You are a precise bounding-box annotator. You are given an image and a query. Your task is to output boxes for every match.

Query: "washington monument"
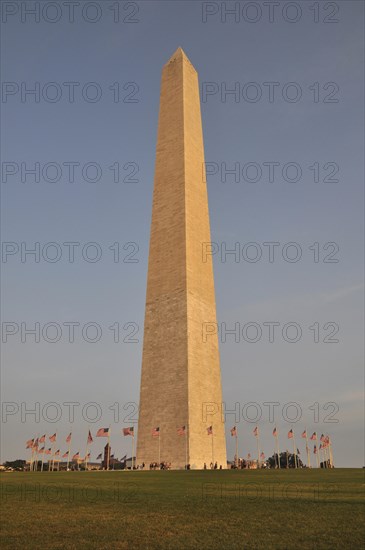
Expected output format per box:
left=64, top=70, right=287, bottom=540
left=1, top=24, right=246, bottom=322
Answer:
left=137, top=48, right=227, bottom=469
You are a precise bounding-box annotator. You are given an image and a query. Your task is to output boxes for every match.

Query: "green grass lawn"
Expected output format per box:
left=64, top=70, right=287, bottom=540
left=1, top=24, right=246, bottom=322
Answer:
left=1, top=469, right=364, bottom=549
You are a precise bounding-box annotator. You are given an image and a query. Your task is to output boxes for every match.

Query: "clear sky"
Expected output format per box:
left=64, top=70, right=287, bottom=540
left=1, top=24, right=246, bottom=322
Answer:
left=1, top=1, right=364, bottom=466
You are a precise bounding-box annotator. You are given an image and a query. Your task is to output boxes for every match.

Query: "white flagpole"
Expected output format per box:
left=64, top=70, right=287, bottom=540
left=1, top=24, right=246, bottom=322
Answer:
left=185, top=425, right=188, bottom=469
left=51, top=433, right=57, bottom=472
left=235, top=428, right=238, bottom=468
left=158, top=431, right=161, bottom=466
left=41, top=437, right=46, bottom=472
left=305, top=431, right=311, bottom=468
left=329, top=438, right=334, bottom=467
left=34, top=434, right=40, bottom=471
left=212, top=425, right=214, bottom=469
left=275, top=432, right=281, bottom=469
left=256, top=433, right=260, bottom=469
left=132, top=431, right=135, bottom=470
left=107, top=426, right=111, bottom=471
left=29, top=445, right=34, bottom=472
left=292, top=429, right=297, bottom=468
left=85, top=427, right=90, bottom=471
left=66, top=434, right=72, bottom=471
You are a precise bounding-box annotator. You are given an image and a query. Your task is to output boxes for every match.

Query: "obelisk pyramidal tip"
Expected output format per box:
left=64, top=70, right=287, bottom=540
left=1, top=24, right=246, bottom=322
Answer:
left=137, top=49, right=227, bottom=469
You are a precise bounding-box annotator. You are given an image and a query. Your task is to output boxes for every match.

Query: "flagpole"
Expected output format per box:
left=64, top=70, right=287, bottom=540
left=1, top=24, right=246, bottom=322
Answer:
left=29, top=444, right=34, bottom=472
left=315, top=445, right=320, bottom=468
left=66, top=434, right=72, bottom=471
left=185, top=424, right=188, bottom=469
left=235, top=432, right=238, bottom=469
left=85, top=426, right=90, bottom=472
left=292, top=429, right=297, bottom=468
left=305, top=430, right=311, bottom=468
left=212, top=427, right=214, bottom=465
left=34, top=434, right=40, bottom=471
left=51, top=432, right=57, bottom=472
left=256, top=433, right=260, bottom=469
left=132, top=431, right=135, bottom=470
left=158, top=431, right=161, bottom=466
left=276, top=433, right=281, bottom=469
left=329, top=439, right=333, bottom=467
left=107, top=426, right=111, bottom=471
left=41, top=437, right=46, bottom=472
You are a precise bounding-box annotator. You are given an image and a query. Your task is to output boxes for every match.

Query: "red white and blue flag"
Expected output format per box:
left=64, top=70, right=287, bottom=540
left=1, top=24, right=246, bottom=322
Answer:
left=123, top=427, right=134, bottom=436
left=207, top=426, right=213, bottom=435
left=230, top=426, right=237, bottom=437
left=288, top=429, right=294, bottom=439
left=177, top=426, right=186, bottom=436
left=96, top=428, right=109, bottom=437
left=152, top=427, right=160, bottom=437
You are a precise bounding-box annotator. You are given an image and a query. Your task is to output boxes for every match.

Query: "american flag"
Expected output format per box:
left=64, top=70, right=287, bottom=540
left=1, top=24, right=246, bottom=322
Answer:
left=272, top=427, right=277, bottom=437
left=260, top=452, right=265, bottom=459
left=72, top=452, right=80, bottom=460
left=96, top=453, right=102, bottom=460
left=55, top=449, right=60, bottom=456
left=49, top=433, right=57, bottom=442
left=87, top=430, right=93, bottom=444
left=207, top=426, right=213, bottom=435
left=288, top=429, right=294, bottom=439
left=85, top=452, right=91, bottom=459
left=62, top=451, right=69, bottom=458
left=38, top=447, right=45, bottom=453
left=34, top=438, right=39, bottom=448
left=301, top=430, right=307, bottom=438
left=177, top=426, right=186, bottom=436
left=39, top=434, right=46, bottom=443
left=253, top=426, right=259, bottom=437
left=320, top=434, right=326, bottom=442
left=96, top=428, right=109, bottom=437
left=66, top=432, right=72, bottom=443
left=45, top=448, right=52, bottom=455
left=313, top=445, right=317, bottom=454
left=123, top=427, right=134, bottom=436
left=26, top=439, right=34, bottom=449
left=310, top=432, right=317, bottom=441
left=120, top=454, right=127, bottom=461
left=230, top=426, right=237, bottom=437
left=152, top=427, right=160, bottom=437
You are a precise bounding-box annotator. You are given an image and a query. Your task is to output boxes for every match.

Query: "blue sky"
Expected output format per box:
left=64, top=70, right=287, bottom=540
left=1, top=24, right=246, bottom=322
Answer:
left=1, top=1, right=364, bottom=466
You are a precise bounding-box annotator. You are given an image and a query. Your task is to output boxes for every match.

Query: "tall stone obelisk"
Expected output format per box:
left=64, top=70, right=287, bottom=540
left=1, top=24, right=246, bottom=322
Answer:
left=137, top=48, right=226, bottom=469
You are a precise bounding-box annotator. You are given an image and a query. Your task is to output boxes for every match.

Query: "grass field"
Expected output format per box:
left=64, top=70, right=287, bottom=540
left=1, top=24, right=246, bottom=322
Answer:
left=1, top=469, right=364, bottom=549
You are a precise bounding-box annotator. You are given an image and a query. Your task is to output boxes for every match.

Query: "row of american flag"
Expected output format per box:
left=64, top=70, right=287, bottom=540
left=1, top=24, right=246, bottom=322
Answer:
left=25, top=427, right=135, bottom=466
left=25, top=425, right=334, bottom=466
left=230, top=425, right=334, bottom=466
